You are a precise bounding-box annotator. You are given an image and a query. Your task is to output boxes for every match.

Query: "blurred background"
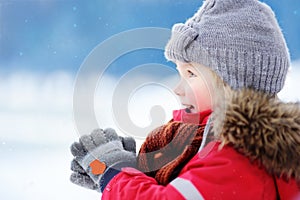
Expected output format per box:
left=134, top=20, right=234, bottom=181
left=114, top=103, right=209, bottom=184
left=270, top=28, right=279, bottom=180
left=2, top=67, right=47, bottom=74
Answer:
left=0, top=0, right=299, bottom=199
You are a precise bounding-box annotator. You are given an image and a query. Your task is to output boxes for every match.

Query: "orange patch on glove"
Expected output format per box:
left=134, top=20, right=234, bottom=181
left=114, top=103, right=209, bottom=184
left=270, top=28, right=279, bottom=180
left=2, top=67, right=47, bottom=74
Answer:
left=90, top=160, right=106, bottom=175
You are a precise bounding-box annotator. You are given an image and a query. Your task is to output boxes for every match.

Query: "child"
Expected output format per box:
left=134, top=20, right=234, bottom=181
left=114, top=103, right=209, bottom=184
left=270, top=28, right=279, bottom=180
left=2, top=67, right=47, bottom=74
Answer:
left=70, top=0, right=300, bottom=199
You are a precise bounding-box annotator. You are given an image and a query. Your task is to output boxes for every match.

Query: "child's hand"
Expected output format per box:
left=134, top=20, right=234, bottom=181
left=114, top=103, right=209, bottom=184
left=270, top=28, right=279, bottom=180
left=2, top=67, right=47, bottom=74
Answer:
left=69, top=128, right=136, bottom=192
left=70, top=158, right=101, bottom=191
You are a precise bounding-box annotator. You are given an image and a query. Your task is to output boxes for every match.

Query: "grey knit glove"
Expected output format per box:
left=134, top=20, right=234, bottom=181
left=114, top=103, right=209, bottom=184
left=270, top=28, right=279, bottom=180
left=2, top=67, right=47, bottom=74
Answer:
left=70, top=128, right=136, bottom=192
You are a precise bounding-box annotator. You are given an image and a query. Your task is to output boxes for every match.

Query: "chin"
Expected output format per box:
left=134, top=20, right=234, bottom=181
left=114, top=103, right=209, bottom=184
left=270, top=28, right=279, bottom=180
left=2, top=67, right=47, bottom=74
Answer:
left=190, top=109, right=198, bottom=113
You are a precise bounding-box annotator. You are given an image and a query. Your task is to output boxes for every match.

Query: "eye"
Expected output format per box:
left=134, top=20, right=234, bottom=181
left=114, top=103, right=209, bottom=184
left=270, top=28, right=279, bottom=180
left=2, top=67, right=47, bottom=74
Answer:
left=187, top=69, right=197, bottom=78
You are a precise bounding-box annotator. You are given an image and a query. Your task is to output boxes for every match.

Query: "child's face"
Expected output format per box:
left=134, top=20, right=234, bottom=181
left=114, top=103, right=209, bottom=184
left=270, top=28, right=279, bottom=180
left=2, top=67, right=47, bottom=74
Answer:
left=174, top=61, right=214, bottom=113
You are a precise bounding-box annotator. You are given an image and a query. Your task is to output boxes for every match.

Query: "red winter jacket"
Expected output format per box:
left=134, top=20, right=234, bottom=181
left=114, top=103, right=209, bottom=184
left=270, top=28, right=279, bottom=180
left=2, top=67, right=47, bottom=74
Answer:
left=102, top=89, right=300, bottom=200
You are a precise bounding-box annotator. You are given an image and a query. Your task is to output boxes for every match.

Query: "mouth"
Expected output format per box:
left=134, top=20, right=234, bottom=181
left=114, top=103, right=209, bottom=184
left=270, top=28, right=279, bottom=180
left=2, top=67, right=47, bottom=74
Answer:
left=183, top=104, right=195, bottom=113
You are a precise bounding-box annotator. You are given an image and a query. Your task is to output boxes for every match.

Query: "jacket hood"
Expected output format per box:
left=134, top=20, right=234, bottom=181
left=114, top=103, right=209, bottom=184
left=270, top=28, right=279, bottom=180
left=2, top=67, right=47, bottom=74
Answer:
left=213, top=88, right=300, bottom=182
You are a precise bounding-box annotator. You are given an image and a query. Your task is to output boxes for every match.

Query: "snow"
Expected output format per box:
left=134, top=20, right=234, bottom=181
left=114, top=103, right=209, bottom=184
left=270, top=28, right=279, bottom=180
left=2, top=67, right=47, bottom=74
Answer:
left=1, top=146, right=100, bottom=200
left=278, top=60, right=300, bottom=101
left=0, top=61, right=299, bottom=200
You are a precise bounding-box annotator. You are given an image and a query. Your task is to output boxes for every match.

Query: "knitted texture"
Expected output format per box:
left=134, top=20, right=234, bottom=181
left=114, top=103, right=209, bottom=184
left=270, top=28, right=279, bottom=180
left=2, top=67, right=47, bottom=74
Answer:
left=70, top=128, right=136, bottom=186
left=137, top=121, right=205, bottom=185
left=165, top=0, right=290, bottom=94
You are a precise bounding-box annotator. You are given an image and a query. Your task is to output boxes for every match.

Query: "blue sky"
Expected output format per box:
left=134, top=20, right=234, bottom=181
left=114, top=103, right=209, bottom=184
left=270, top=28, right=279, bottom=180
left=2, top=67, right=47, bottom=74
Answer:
left=0, top=0, right=299, bottom=74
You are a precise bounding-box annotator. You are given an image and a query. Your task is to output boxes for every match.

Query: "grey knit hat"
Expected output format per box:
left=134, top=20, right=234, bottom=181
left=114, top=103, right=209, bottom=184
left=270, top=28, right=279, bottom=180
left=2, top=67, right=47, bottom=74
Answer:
left=165, top=0, right=290, bottom=94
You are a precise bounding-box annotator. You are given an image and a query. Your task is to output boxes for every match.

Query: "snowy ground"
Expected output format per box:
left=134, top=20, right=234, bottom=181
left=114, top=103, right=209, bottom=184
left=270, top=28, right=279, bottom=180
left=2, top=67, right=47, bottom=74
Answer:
left=1, top=145, right=100, bottom=199
left=1, top=61, right=300, bottom=200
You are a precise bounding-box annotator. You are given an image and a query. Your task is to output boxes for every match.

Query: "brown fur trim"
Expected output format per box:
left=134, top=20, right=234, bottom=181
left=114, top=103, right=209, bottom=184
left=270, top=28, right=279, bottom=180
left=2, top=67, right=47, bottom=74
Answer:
left=213, top=88, right=300, bottom=181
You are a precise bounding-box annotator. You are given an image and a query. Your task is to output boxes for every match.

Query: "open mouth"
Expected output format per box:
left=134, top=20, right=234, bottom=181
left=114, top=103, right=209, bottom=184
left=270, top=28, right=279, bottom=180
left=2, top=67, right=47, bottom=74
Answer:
left=184, top=105, right=194, bottom=113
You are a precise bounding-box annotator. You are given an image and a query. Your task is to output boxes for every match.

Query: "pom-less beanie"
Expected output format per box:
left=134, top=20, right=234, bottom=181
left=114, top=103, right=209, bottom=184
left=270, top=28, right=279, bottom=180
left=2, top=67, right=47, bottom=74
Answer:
left=165, top=0, right=290, bottom=94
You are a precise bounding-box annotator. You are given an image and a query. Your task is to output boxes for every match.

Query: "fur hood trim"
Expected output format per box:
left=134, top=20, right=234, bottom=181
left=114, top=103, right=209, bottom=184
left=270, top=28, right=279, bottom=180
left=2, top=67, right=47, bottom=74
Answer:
left=213, top=88, right=300, bottom=181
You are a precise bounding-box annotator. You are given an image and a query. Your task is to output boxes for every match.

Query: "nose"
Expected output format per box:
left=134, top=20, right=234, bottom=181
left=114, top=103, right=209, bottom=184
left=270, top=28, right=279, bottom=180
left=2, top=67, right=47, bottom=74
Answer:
left=173, top=79, right=185, bottom=96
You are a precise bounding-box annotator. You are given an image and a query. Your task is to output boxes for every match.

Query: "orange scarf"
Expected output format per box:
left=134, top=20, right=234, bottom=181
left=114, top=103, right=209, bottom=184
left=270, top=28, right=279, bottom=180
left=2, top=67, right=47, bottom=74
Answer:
left=137, top=109, right=211, bottom=185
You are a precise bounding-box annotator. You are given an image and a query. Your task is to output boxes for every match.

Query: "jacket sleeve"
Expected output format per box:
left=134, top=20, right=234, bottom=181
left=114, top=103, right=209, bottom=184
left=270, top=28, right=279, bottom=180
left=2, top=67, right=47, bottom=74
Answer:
left=101, top=167, right=186, bottom=200
left=101, top=142, right=278, bottom=200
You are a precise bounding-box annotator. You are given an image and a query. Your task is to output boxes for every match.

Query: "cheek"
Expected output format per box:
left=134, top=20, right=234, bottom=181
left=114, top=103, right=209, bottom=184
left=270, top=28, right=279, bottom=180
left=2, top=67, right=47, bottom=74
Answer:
left=184, top=83, right=198, bottom=101
left=192, top=82, right=213, bottom=110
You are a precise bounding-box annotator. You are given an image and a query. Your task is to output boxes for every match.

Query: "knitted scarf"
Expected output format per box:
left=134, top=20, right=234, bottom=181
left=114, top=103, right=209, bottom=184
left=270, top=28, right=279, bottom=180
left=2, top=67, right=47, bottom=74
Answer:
left=137, top=109, right=211, bottom=185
